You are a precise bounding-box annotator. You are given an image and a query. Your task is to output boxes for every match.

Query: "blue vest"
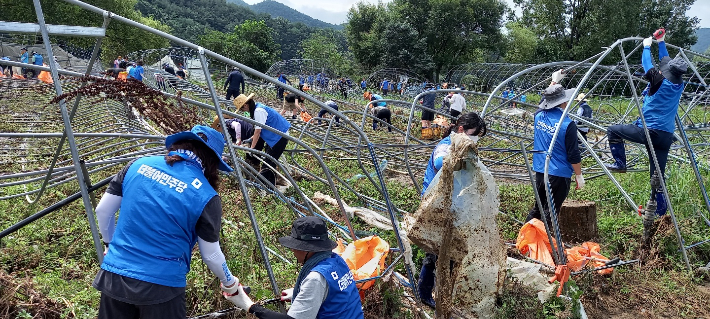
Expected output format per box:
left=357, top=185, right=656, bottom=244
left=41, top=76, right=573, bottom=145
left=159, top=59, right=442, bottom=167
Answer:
left=257, top=103, right=290, bottom=147
left=33, top=54, right=43, bottom=66
left=422, top=137, right=451, bottom=196
left=128, top=65, right=144, bottom=81
left=226, top=118, right=254, bottom=143
left=21, top=52, right=29, bottom=64
left=637, top=79, right=684, bottom=133
left=382, top=81, right=389, bottom=89
left=101, top=155, right=216, bottom=287
left=371, top=94, right=386, bottom=107
left=533, top=108, right=574, bottom=178
left=311, top=254, right=364, bottom=319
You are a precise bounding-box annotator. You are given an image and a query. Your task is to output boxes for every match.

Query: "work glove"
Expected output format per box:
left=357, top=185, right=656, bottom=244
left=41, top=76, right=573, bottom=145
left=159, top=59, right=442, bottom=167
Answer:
left=220, top=279, right=240, bottom=295
left=280, top=288, right=294, bottom=302
left=223, top=284, right=254, bottom=311
left=551, top=69, right=565, bottom=83
left=653, top=28, right=666, bottom=42
left=575, top=174, right=585, bottom=190
left=643, top=36, right=653, bottom=48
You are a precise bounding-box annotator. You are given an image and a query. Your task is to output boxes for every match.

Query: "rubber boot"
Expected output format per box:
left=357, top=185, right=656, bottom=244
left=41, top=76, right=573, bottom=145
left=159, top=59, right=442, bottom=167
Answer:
left=606, top=142, right=627, bottom=172
left=642, top=199, right=657, bottom=247
left=417, top=258, right=436, bottom=309
left=651, top=173, right=667, bottom=216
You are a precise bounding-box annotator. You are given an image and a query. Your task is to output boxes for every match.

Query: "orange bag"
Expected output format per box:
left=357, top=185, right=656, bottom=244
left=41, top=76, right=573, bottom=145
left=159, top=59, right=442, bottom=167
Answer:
left=38, top=64, right=53, bottom=84
left=12, top=74, right=25, bottom=80
left=299, top=111, right=313, bottom=123
left=516, top=219, right=613, bottom=274
left=333, top=235, right=389, bottom=290
left=516, top=218, right=556, bottom=266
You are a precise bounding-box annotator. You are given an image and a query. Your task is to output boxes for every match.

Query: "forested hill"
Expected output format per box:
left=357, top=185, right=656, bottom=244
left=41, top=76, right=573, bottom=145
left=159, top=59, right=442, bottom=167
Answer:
left=135, top=0, right=330, bottom=60
left=691, top=28, right=710, bottom=53
left=227, top=0, right=343, bottom=30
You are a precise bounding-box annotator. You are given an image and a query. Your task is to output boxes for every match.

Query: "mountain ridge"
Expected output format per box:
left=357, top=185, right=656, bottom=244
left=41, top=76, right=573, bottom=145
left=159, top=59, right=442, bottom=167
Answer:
left=691, top=28, right=710, bottom=53
left=227, top=0, right=343, bottom=30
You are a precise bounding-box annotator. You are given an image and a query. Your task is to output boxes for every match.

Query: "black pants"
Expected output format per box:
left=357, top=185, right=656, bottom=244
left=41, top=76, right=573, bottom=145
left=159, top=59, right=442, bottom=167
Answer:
left=225, top=89, right=240, bottom=100
left=373, top=109, right=392, bottom=132
left=98, top=292, right=185, bottom=319
left=450, top=109, right=461, bottom=118
left=317, top=106, right=340, bottom=125
left=607, top=124, right=674, bottom=179
left=526, top=172, right=571, bottom=222
left=382, top=89, right=388, bottom=96
left=254, top=136, right=289, bottom=185
left=277, top=87, right=285, bottom=101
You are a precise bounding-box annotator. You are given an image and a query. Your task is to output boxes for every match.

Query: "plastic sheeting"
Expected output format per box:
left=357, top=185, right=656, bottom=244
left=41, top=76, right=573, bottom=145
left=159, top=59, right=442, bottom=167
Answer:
left=404, top=133, right=506, bottom=318
left=334, top=235, right=389, bottom=291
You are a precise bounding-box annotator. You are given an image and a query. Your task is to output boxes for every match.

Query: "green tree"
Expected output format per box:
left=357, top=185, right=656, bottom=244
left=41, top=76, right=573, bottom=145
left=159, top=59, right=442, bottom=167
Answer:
left=199, top=20, right=280, bottom=72
left=300, top=32, right=355, bottom=77
left=0, top=0, right=170, bottom=63
left=380, top=22, right=433, bottom=76
left=513, top=0, right=700, bottom=62
left=504, top=22, right=538, bottom=63
left=345, top=2, right=390, bottom=71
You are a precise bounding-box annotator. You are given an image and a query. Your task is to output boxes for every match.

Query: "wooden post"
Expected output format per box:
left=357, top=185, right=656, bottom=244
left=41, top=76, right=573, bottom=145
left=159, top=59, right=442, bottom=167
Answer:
left=558, top=200, right=598, bottom=243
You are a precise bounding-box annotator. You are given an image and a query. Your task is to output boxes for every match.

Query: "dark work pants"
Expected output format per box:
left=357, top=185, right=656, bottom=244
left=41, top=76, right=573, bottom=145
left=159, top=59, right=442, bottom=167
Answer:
left=607, top=124, right=674, bottom=180
left=373, top=109, right=392, bottom=132
left=450, top=109, right=461, bottom=118
left=277, top=87, right=285, bottom=101
left=254, top=136, right=289, bottom=185
left=225, top=89, right=240, bottom=100
left=98, top=292, right=185, bottom=319
left=526, top=172, right=571, bottom=222
left=317, top=106, right=340, bottom=125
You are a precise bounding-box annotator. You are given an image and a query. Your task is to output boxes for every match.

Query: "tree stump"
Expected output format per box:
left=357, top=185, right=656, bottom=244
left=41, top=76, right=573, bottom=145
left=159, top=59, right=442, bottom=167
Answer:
left=558, top=200, right=598, bottom=243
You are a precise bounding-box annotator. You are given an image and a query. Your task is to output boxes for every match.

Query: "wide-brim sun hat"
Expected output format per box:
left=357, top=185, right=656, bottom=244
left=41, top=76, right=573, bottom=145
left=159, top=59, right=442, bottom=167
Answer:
left=278, top=216, right=337, bottom=252
left=659, top=56, right=688, bottom=85
left=164, top=125, right=233, bottom=172
left=574, top=93, right=589, bottom=102
left=539, top=84, right=576, bottom=110
left=232, top=93, right=255, bottom=110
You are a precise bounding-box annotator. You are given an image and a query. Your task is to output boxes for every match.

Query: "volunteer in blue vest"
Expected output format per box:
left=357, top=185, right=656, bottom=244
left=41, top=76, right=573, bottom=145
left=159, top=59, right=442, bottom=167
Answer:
left=420, top=83, right=436, bottom=139
left=525, top=75, right=584, bottom=223
left=19, top=47, right=29, bottom=77
left=223, top=216, right=364, bottom=319
left=380, top=78, right=390, bottom=96
left=127, top=60, right=145, bottom=82
left=574, top=93, right=593, bottom=145
left=93, top=125, right=242, bottom=318
left=605, top=29, right=686, bottom=217
left=418, top=112, right=487, bottom=308
left=233, top=93, right=291, bottom=186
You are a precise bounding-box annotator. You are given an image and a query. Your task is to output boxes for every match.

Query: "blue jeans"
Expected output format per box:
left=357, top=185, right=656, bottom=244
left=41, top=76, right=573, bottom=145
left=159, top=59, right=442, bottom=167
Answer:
left=607, top=124, right=675, bottom=180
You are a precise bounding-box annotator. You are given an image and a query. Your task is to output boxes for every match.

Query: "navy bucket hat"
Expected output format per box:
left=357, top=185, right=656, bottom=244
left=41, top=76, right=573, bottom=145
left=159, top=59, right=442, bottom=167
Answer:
left=165, top=125, right=233, bottom=172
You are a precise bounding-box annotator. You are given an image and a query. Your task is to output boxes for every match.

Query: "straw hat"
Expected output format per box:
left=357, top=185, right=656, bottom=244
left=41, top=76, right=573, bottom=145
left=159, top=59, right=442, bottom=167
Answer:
left=232, top=93, right=255, bottom=110
left=574, top=93, right=589, bottom=102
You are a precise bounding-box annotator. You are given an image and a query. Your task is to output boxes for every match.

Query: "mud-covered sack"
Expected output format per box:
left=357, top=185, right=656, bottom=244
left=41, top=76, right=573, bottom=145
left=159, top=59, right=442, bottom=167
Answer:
left=403, top=133, right=506, bottom=317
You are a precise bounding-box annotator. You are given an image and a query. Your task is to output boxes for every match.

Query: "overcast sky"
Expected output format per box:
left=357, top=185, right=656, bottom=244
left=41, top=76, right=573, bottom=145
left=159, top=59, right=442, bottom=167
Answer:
left=243, top=0, right=710, bottom=28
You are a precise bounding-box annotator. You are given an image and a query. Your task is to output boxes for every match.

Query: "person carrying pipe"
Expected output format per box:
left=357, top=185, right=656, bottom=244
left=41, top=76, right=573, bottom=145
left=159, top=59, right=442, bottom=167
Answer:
left=418, top=112, right=488, bottom=308
left=233, top=93, right=291, bottom=186
left=525, top=73, right=584, bottom=223
left=605, top=29, right=688, bottom=217
left=223, top=216, right=364, bottom=319
left=93, top=125, right=242, bottom=318
left=364, top=91, right=391, bottom=132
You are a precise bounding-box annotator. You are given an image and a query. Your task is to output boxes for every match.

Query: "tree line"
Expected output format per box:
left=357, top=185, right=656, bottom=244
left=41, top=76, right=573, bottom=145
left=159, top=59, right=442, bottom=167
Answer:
left=1, top=0, right=700, bottom=82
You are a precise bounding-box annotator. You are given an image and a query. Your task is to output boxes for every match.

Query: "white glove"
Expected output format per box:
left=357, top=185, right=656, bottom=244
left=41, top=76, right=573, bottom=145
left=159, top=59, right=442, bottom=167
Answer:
left=220, top=279, right=240, bottom=295
left=223, top=284, right=254, bottom=311
left=551, top=69, right=565, bottom=83
left=575, top=174, right=585, bottom=190
left=280, top=288, right=294, bottom=301
left=643, top=37, right=653, bottom=48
